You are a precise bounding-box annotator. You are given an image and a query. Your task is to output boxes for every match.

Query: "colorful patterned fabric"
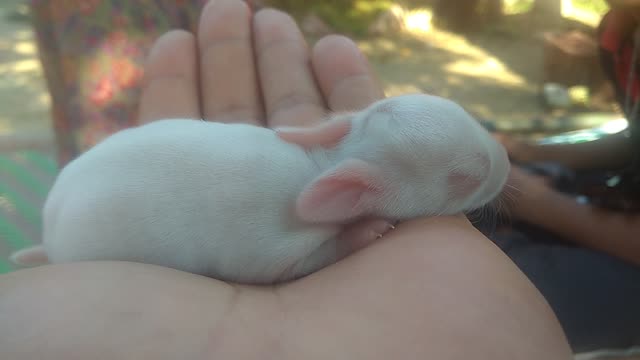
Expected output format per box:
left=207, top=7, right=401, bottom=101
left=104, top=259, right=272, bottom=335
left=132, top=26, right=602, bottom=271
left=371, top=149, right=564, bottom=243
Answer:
left=597, top=9, right=640, bottom=113
left=29, top=0, right=209, bottom=167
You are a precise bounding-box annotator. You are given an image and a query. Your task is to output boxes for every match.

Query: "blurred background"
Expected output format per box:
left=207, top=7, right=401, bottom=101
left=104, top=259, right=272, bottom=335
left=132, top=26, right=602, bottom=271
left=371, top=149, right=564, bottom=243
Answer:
left=0, top=0, right=623, bottom=152
left=272, top=0, right=618, bottom=133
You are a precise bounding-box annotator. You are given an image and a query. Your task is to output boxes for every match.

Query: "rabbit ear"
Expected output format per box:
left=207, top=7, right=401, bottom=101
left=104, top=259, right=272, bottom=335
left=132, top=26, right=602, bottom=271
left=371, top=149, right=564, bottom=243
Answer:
left=275, top=112, right=354, bottom=149
left=295, top=158, right=385, bottom=223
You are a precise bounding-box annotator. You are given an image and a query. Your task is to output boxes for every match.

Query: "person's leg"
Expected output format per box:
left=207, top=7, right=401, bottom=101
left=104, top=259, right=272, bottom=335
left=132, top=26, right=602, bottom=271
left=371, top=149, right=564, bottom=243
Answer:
left=492, top=226, right=640, bottom=353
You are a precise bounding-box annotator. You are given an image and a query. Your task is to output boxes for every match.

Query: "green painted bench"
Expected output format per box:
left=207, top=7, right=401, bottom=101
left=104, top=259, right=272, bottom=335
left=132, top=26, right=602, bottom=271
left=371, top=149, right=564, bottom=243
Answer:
left=0, top=150, right=57, bottom=273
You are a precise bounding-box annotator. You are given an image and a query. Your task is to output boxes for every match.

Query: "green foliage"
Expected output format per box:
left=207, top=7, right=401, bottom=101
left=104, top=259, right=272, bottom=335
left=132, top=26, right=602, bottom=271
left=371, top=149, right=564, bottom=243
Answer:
left=265, top=0, right=395, bottom=36
left=459, top=0, right=610, bottom=16
left=571, top=0, right=609, bottom=15
left=504, top=0, right=534, bottom=13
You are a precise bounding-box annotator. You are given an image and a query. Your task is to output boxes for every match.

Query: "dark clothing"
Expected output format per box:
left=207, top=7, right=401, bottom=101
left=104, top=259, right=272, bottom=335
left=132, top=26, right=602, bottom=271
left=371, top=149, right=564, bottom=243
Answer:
left=490, top=223, right=640, bottom=353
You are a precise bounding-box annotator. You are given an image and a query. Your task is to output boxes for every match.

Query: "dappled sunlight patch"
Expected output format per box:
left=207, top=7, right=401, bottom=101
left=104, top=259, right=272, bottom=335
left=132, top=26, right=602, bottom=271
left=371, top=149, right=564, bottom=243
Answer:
left=561, top=0, right=607, bottom=27
left=503, top=0, right=607, bottom=27
left=6, top=58, right=39, bottom=73
left=410, top=29, right=531, bottom=89
left=503, top=0, right=534, bottom=14
left=0, top=6, right=50, bottom=138
left=384, top=83, right=425, bottom=97
left=352, top=0, right=394, bottom=13
left=402, top=8, right=433, bottom=35
left=13, top=41, right=36, bottom=56
left=359, top=22, right=542, bottom=125
left=360, top=23, right=532, bottom=91
left=444, top=56, right=527, bottom=87
left=0, top=37, right=42, bottom=74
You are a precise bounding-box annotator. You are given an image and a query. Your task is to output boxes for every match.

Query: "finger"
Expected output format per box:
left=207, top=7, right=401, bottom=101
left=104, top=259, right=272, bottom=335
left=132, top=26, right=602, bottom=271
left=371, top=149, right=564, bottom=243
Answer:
left=253, top=8, right=326, bottom=128
left=312, top=35, right=385, bottom=112
left=198, top=0, right=264, bottom=124
left=138, top=30, right=200, bottom=124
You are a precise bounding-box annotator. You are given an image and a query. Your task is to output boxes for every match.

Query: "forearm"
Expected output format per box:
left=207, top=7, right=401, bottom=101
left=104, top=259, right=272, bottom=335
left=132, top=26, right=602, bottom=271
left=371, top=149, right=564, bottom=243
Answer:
left=530, top=132, right=633, bottom=171
left=526, top=190, right=640, bottom=266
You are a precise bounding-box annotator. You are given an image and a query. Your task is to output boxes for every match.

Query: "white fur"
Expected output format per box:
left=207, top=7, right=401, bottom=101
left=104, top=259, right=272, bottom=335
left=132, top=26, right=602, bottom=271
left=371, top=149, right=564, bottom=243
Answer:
left=14, top=93, right=510, bottom=284
left=328, top=93, right=509, bottom=219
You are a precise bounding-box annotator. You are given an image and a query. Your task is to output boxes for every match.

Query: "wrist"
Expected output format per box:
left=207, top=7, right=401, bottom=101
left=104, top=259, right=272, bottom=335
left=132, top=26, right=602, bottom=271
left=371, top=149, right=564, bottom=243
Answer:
left=511, top=186, right=559, bottom=223
left=524, top=143, right=551, bottom=163
left=510, top=142, right=539, bottom=164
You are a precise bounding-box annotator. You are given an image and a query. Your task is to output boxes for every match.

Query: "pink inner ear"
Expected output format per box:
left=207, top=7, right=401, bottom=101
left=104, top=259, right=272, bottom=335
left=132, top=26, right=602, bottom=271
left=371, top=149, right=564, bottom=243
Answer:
left=447, top=153, right=490, bottom=200
left=296, top=159, right=383, bottom=223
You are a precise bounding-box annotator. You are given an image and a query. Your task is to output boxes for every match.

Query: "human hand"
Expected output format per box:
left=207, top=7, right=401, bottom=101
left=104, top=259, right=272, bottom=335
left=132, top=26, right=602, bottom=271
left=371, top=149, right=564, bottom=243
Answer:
left=137, top=0, right=384, bottom=127
left=493, top=133, right=538, bottom=164
left=0, top=1, right=572, bottom=359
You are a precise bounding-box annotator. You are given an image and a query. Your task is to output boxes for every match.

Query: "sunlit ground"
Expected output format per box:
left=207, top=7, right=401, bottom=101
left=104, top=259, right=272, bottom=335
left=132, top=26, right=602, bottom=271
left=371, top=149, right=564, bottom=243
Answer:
left=359, top=29, right=540, bottom=126
left=357, top=2, right=625, bottom=136
left=0, top=0, right=624, bottom=155
left=0, top=0, right=53, bottom=153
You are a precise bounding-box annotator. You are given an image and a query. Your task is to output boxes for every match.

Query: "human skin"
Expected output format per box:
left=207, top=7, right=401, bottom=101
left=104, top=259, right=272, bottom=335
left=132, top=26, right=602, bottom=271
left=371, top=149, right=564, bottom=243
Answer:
left=0, top=1, right=573, bottom=359
left=505, top=166, right=640, bottom=266
left=494, top=131, right=634, bottom=171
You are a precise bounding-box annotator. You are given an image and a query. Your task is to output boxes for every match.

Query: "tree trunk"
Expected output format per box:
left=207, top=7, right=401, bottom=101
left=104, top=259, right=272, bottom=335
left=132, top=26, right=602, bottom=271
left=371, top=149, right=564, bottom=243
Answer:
left=432, top=0, right=480, bottom=33
left=432, top=0, right=503, bottom=33
left=483, top=0, right=503, bottom=21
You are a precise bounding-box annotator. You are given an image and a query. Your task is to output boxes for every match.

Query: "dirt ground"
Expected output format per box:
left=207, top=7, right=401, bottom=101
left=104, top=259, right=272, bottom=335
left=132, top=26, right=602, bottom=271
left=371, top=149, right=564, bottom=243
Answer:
left=0, top=1, right=54, bottom=153
left=362, top=27, right=545, bottom=127
left=0, top=1, right=622, bottom=155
